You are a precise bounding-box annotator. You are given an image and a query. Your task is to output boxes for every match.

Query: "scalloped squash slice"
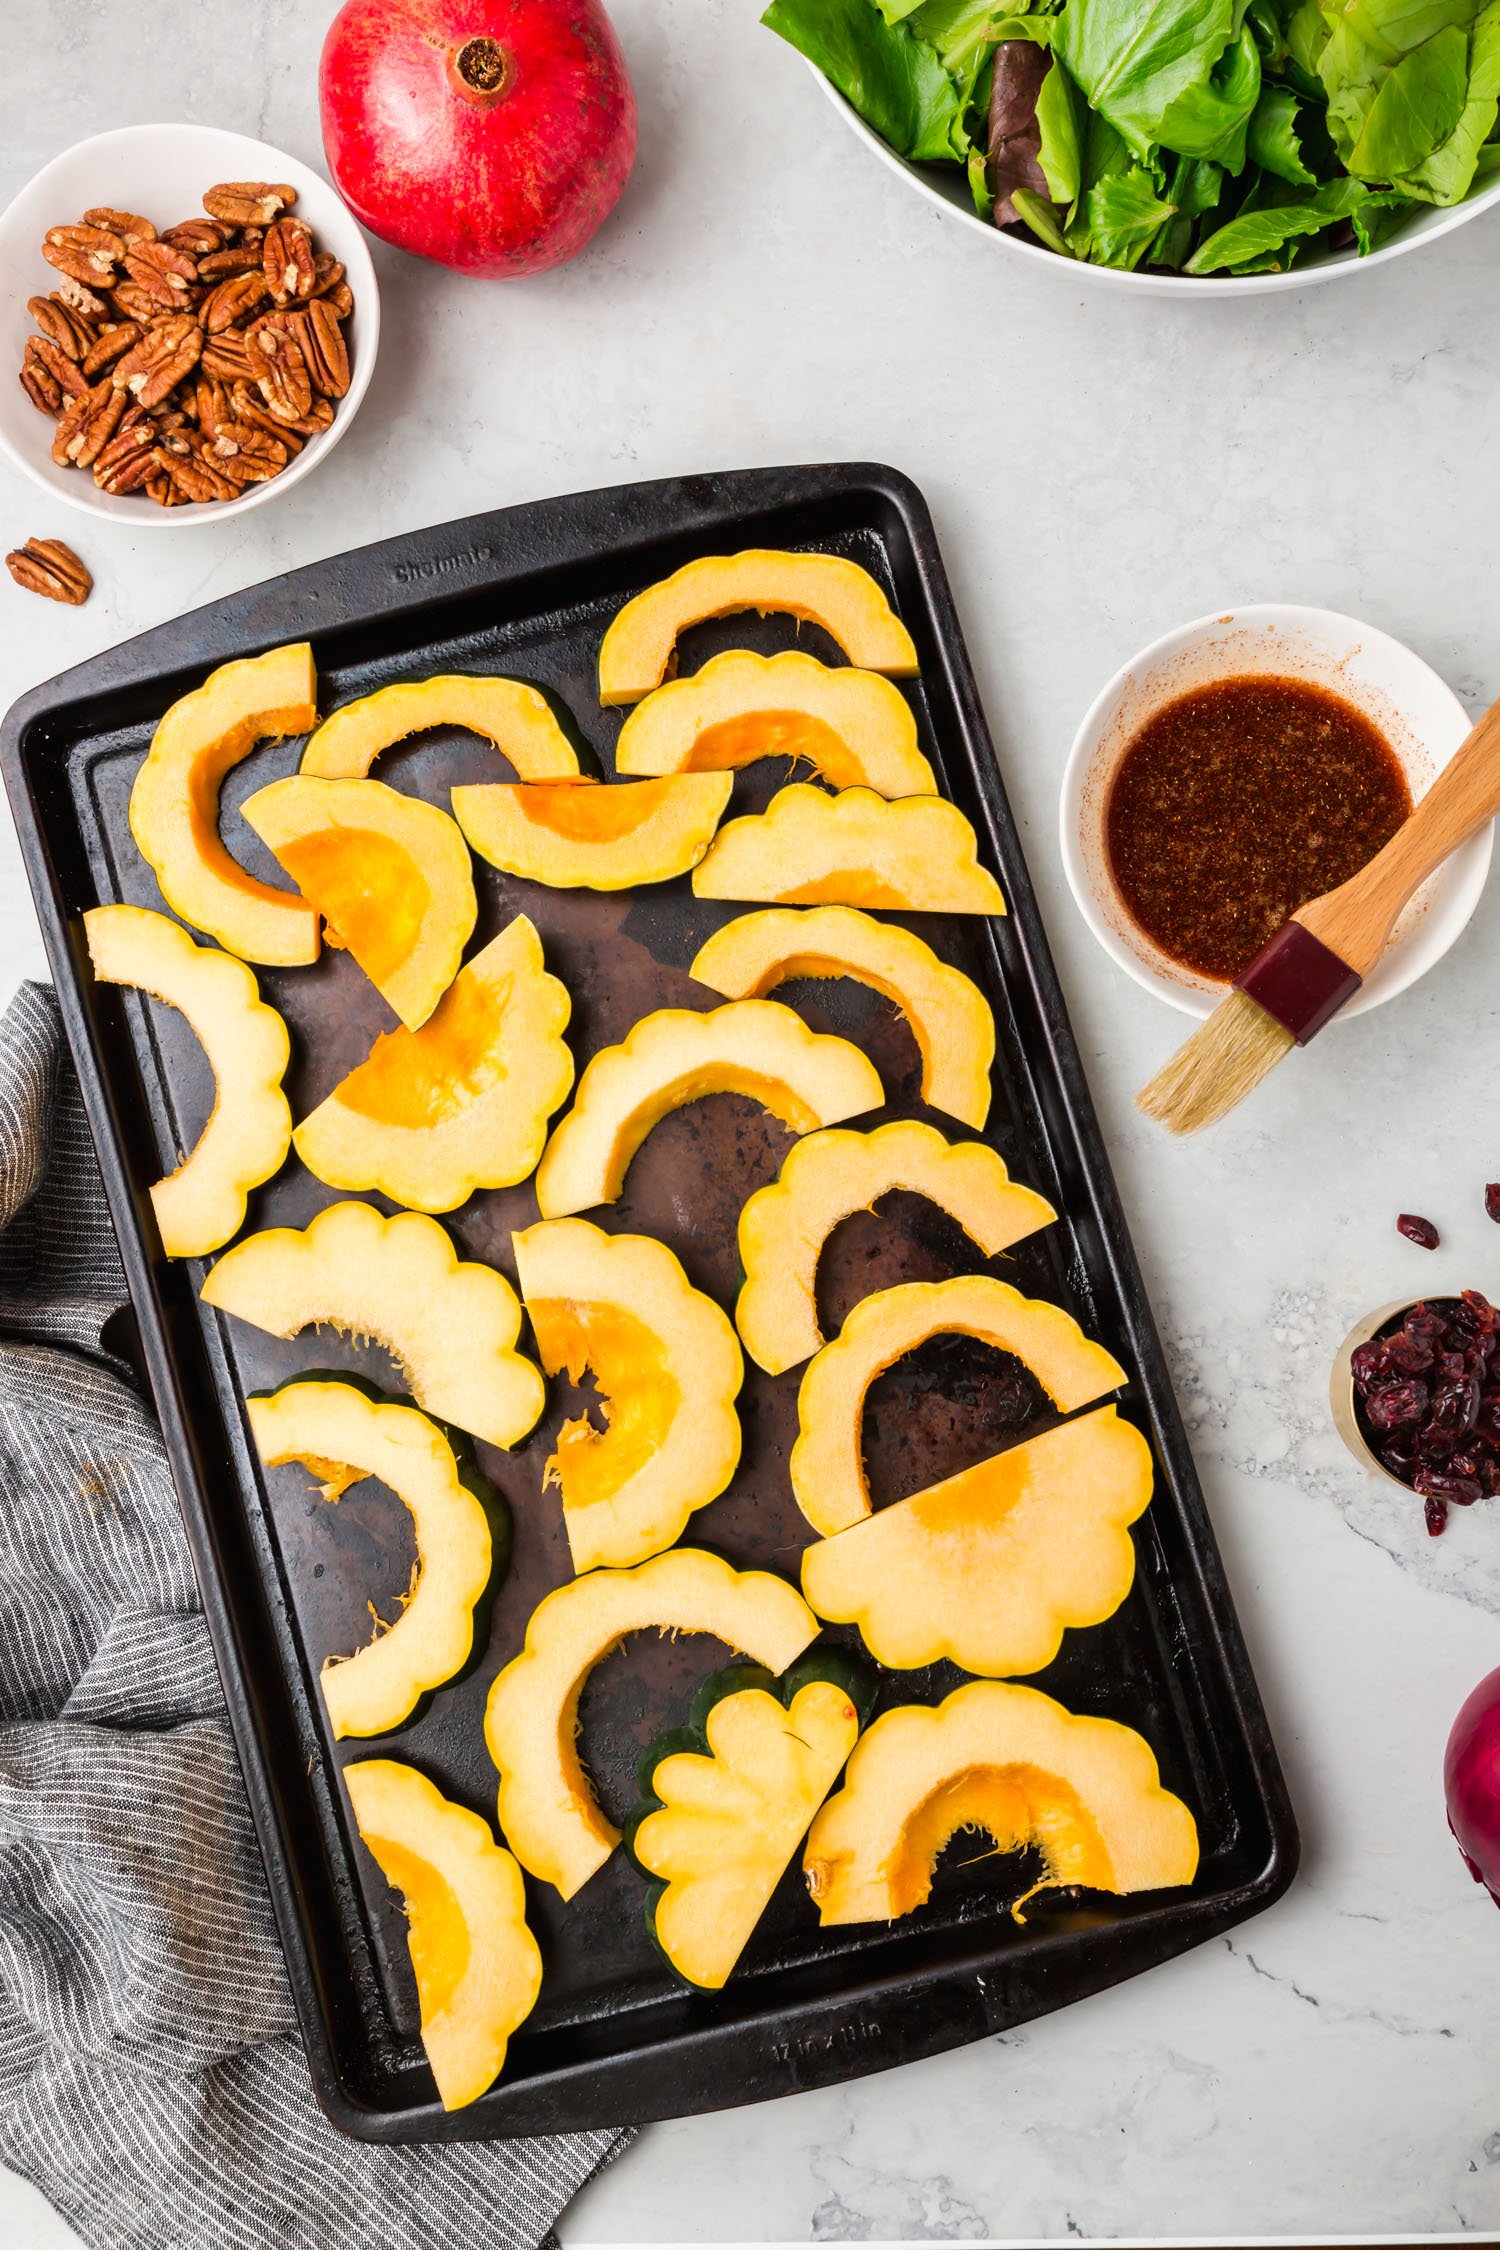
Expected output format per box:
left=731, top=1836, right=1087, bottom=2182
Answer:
left=598, top=551, right=919, bottom=705
left=514, top=1219, right=743, bottom=1571
left=801, top=1407, right=1152, bottom=1676
left=128, top=641, right=320, bottom=966
left=201, top=1201, right=544, bottom=1450
left=535, top=999, right=884, bottom=1218
left=345, top=1760, right=542, bottom=2110
left=614, top=650, right=936, bottom=797
left=249, top=1379, right=503, bottom=1738
left=691, top=906, right=995, bottom=1128
left=242, top=775, right=476, bottom=1030
left=791, top=1276, right=1126, bottom=1536
left=736, top=1122, right=1056, bottom=1375
left=452, top=774, right=731, bottom=890
left=485, top=1548, right=818, bottom=1897
left=301, top=674, right=581, bottom=780
left=293, top=917, right=573, bottom=1213
left=692, top=785, right=1006, bottom=914
left=84, top=904, right=291, bottom=1258
left=804, top=1680, right=1198, bottom=1924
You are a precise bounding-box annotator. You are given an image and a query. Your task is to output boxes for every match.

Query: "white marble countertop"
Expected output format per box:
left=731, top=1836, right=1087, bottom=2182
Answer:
left=4, top=2, right=1500, bottom=2243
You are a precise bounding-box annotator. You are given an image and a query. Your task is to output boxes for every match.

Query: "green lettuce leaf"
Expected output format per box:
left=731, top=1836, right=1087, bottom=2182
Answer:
left=1156, top=22, right=1263, bottom=163
left=1184, top=172, right=1367, bottom=265
left=1351, top=185, right=1417, bottom=238
left=1248, top=81, right=1318, bottom=177
left=1011, top=184, right=1076, bottom=244
left=1318, top=0, right=1476, bottom=163
left=1053, top=0, right=1239, bottom=158
left=1393, top=0, right=1500, bottom=196
left=762, top=0, right=970, bottom=160
left=1348, top=22, right=1469, bottom=174
left=904, top=0, right=1024, bottom=97
left=1036, top=52, right=1087, bottom=199
left=1082, top=165, right=1180, bottom=262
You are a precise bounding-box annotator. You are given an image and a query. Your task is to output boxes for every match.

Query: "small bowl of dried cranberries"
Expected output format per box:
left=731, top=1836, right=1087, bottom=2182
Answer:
left=1333, top=1290, right=1500, bottom=1536
left=0, top=121, right=379, bottom=525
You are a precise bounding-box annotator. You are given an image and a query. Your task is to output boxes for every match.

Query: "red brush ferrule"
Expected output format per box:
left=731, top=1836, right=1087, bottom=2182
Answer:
left=1234, top=920, right=1362, bottom=1044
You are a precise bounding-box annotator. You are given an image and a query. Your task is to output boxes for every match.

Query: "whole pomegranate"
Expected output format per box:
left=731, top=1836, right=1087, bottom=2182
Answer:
left=319, top=0, right=637, bottom=278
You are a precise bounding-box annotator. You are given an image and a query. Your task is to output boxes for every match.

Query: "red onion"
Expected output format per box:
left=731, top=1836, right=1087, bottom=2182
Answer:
left=1445, top=1666, right=1500, bottom=1904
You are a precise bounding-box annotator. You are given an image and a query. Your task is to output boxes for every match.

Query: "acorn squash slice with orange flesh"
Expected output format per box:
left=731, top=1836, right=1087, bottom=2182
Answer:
left=484, top=1548, right=818, bottom=1897
left=241, top=776, right=476, bottom=1030
left=736, top=1121, right=1056, bottom=1375
left=801, top=1407, right=1152, bottom=1675
left=84, top=905, right=292, bottom=1258
left=513, top=1219, right=743, bottom=1571
left=804, top=1680, right=1198, bottom=1924
left=624, top=1654, right=871, bottom=1988
left=535, top=999, right=883, bottom=1219
left=301, top=675, right=581, bottom=780
left=128, top=641, right=320, bottom=966
left=691, top=907, right=996, bottom=1129
left=452, top=773, right=731, bottom=890
left=248, top=1379, right=502, bottom=1737
left=614, top=651, right=936, bottom=797
left=345, top=1759, right=542, bottom=2110
left=201, top=1201, right=544, bottom=1450
left=692, top=785, right=1006, bottom=914
left=598, top=551, right=919, bottom=706
left=791, top=1276, right=1126, bottom=1537
left=293, top=916, right=573, bottom=1214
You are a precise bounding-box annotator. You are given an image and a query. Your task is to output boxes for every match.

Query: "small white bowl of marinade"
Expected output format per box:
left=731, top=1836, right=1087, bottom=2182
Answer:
left=1060, top=603, right=1492, bottom=1021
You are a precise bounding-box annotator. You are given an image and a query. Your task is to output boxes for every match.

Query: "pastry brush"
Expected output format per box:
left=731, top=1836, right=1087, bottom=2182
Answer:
left=1137, top=691, right=1500, bottom=1133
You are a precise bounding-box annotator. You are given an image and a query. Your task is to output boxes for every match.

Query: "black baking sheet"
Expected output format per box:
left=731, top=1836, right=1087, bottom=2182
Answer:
left=1, top=464, right=1297, bottom=2141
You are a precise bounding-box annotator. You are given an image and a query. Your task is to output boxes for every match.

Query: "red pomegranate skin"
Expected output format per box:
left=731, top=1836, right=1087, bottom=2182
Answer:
left=319, top=0, right=637, bottom=278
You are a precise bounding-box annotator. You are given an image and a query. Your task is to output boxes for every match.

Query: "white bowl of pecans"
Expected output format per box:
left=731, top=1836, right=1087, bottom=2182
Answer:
left=0, top=122, right=379, bottom=525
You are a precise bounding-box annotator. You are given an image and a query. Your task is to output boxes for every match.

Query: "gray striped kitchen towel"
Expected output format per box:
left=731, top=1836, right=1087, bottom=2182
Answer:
left=0, top=981, right=632, bottom=2250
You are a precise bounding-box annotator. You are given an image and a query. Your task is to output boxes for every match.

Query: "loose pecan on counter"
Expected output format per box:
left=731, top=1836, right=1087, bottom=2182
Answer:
left=6, top=537, right=91, bottom=604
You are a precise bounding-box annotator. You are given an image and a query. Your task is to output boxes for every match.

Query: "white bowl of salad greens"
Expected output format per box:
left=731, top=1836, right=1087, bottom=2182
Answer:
left=764, top=0, right=1500, bottom=290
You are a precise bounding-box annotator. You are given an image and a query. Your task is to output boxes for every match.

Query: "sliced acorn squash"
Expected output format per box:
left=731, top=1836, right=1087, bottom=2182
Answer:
left=513, top=1218, right=743, bottom=1571
left=736, top=1121, right=1056, bottom=1376
left=201, top=1201, right=544, bottom=1450
left=801, top=1407, right=1152, bottom=1675
left=345, top=1759, right=542, bottom=2110
left=691, top=907, right=996, bottom=1128
left=484, top=1548, right=817, bottom=1897
left=791, top=1276, right=1127, bottom=1536
left=534, top=999, right=884, bottom=1219
left=598, top=551, right=919, bottom=706
left=301, top=675, right=581, bottom=781
left=804, top=1679, right=1199, bottom=1923
left=128, top=641, right=320, bottom=966
left=293, top=917, right=573, bottom=1214
left=614, top=651, right=936, bottom=797
left=452, top=774, right=731, bottom=890
left=248, top=1378, right=503, bottom=1737
left=84, top=904, right=292, bottom=1259
left=241, top=776, right=476, bottom=1030
left=624, top=1653, right=872, bottom=1988
left=692, top=784, right=1006, bottom=914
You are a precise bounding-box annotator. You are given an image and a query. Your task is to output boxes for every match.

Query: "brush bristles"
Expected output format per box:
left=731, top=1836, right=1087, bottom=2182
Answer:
left=1136, top=988, right=1297, bottom=1133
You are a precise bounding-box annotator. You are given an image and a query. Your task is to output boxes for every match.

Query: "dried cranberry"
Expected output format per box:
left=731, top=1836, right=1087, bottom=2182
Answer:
left=1416, top=1466, right=1483, bottom=1507
left=1437, top=1349, right=1468, bottom=1385
left=1350, top=1339, right=1391, bottom=1390
left=1450, top=1449, right=1486, bottom=1481
left=1381, top=1443, right=1419, bottom=1483
left=1487, top=1185, right=1500, bottom=1224
left=1398, top=1214, right=1440, bottom=1249
left=1425, top=1493, right=1450, bottom=1535
left=1384, top=1330, right=1435, bottom=1374
left=1406, top=1307, right=1447, bottom=1347
left=1418, top=1421, right=1460, bottom=1462
left=1365, top=1380, right=1429, bottom=1431
left=1433, top=1376, right=1481, bottom=1437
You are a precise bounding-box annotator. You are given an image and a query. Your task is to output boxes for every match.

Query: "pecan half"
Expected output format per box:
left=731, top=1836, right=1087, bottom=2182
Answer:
left=192, top=374, right=234, bottom=435
left=110, top=280, right=164, bottom=325
left=196, top=241, right=262, bottom=282
left=53, top=377, right=127, bottom=467
left=201, top=270, right=268, bottom=333
left=290, top=301, right=350, bottom=398
left=52, top=274, right=109, bottom=321
left=162, top=218, right=228, bottom=255
left=80, top=320, right=142, bottom=379
left=229, top=380, right=303, bottom=452
left=312, top=253, right=345, bottom=295
left=208, top=420, right=289, bottom=483
left=123, top=239, right=198, bottom=307
left=92, top=423, right=158, bottom=494
left=263, top=217, right=315, bottom=305
left=245, top=315, right=311, bottom=423
left=203, top=180, right=296, bottom=227
left=145, top=472, right=182, bottom=506
left=113, top=315, right=203, bottom=409
left=152, top=430, right=238, bottom=503
left=27, top=295, right=92, bottom=358
left=200, top=329, right=256, bottom=384
left=84, top=207, right=156, bottom=246
left=20, top=359, right=61, bottom=414
left=25, top=333, right=89, bottom=400
left=43, top=223, right=124, bottom=286
left=6, top=537, right=91, bottom=604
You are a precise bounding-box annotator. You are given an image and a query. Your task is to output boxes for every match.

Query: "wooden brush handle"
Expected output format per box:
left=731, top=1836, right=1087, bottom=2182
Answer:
left=1299, top=693, right=1500, bottom=975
